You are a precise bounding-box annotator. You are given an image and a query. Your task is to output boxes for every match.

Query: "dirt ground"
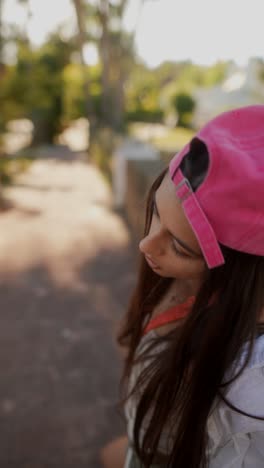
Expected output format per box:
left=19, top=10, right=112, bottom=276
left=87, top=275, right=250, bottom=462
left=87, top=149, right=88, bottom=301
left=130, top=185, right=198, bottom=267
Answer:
left=0, top=154, right=137, bottom=467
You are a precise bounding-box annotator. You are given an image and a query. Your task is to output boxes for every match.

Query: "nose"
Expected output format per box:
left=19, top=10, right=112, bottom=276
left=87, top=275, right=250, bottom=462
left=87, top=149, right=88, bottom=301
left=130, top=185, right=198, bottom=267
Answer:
left=139, top=231, right=165, bottom=257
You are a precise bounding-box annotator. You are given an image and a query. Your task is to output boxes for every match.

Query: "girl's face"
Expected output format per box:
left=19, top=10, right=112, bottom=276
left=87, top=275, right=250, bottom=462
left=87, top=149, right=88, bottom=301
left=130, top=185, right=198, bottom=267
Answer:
left=139, top=172, right=206, bottom=282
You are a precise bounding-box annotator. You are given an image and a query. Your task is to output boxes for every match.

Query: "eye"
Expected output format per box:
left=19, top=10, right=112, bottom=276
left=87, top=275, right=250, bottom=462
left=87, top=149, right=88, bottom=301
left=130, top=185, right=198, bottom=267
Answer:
left=171, top=241, right=189, bottom=258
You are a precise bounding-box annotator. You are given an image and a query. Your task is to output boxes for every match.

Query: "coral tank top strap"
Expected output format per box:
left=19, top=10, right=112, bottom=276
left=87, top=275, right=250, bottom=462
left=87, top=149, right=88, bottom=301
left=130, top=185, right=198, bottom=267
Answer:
left=143, top=296, right=195, bottom=335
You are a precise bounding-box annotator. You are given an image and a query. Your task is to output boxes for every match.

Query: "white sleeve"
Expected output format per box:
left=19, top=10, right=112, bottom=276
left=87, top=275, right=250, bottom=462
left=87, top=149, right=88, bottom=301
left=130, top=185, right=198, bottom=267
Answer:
left=209, top=431, right=264, bottom=467
left=208, top=364, right=264, bottom=467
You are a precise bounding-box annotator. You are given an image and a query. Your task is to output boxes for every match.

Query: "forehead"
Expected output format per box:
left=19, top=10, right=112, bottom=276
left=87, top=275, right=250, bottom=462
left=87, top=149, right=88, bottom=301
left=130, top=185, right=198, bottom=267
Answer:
left=156, top=172, right=201, bottom=253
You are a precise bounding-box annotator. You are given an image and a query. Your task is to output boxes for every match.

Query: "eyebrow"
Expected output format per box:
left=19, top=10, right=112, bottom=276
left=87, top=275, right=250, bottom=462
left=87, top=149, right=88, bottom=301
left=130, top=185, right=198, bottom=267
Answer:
left=153, top=194, right=202, bottom=258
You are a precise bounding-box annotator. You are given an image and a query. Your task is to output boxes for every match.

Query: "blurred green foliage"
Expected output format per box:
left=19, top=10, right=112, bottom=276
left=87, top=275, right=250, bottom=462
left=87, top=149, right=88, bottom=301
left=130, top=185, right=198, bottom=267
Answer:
left=0, top=35, right=75, bottom=144
left=0, top=1, right=262, bottom=197
left=0, top=155, right=32, bottom=185
left=0, top=36, right=231, bottom=184
left=125, top=64, right=164, bottom=122
left=151, top=126, right=195, bottom=153
left=124, top=61, right=229, bottom=128
left=0, top=57, right=230, bottom=138
left=172, top=92, right=196, bottom=127
left=257, top=58, right=264, bottom=82
left=0, top=0, right=238, bottom=188
left=62, top=62, right=102, bottom=123
left=0, top=24, right=231, bottom=146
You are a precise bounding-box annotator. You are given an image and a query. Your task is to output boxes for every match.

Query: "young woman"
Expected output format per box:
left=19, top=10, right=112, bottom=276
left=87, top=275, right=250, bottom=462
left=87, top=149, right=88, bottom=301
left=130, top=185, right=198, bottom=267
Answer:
left=116, top=105, right=264, bottom=467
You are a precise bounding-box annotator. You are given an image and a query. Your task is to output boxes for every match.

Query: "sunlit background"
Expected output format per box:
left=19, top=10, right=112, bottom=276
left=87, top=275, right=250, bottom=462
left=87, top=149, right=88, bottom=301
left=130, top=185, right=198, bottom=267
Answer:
left=1, top=0, right=263, bottom=160
left=3, top=0, right=264, bottom=66
left=0, top=1, right=263, bottom=467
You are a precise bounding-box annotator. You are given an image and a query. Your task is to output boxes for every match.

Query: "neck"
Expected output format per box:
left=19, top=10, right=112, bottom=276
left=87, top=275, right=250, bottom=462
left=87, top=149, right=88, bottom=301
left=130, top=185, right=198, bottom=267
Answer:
left=172, top=277, right=202, bottom=299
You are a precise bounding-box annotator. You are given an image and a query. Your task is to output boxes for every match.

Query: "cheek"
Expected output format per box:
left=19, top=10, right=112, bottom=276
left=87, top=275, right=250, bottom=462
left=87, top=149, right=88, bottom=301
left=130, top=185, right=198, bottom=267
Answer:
left=166, top=257, right=206, bottom=279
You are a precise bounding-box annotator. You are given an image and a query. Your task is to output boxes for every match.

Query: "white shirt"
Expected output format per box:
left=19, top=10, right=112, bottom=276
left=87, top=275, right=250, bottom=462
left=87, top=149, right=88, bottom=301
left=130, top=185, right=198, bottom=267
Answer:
left=124, top=334, right=264, bottom=467
left=207, top=334, right=264, bottom=467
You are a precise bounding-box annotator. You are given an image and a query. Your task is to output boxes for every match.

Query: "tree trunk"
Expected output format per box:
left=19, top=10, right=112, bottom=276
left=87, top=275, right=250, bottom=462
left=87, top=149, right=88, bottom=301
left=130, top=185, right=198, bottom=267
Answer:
left=17, top=0, right=31, bottom=41
left=0, top=0, right=3, bottom=54
left=0, top=0, right=5, bottom=72
left=113, top=68, right=125, bottom=129
left=97, top=0, right=132, bottom=129
left=72, top=0, right=94, bottom=133
left=98, top=0, right=111, bottom=125
left=0, top=1, right=4, bottom=206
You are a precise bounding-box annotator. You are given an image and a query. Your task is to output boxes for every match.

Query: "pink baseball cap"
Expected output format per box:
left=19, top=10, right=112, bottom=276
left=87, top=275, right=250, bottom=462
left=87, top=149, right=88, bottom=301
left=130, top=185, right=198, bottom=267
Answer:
left=169, top=105, right=264, bottom=269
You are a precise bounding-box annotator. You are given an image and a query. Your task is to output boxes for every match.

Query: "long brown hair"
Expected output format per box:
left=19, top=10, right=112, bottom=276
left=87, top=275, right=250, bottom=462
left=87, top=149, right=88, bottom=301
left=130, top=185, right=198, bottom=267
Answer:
left=118, top=152, right=264, bottom=467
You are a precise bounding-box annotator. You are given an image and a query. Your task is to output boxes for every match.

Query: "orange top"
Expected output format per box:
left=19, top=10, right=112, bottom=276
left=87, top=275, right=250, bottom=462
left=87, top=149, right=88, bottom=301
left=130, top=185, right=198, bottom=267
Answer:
left=143, top=296, right=195, bottom=335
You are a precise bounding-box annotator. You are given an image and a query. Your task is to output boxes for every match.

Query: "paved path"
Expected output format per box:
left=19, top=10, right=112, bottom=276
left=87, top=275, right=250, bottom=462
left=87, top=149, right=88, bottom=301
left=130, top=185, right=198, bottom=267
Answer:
left=0, top=156, right=136, bottom=467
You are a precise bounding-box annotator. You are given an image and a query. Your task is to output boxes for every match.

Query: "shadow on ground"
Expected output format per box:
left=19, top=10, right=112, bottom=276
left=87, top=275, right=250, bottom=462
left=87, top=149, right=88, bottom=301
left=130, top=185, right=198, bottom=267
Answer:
left=0, top=240, right=137, bottom=467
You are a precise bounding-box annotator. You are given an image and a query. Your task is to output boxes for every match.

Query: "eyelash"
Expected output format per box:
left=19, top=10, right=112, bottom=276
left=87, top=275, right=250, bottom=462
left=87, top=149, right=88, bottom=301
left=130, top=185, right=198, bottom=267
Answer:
left=170, top=241, right=187, bottom=257
left=152, top=203, right=187, bottom=258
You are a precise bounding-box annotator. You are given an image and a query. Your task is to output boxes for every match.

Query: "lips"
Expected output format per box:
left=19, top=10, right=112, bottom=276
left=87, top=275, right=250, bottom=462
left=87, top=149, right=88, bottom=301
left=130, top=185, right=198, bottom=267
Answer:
left=145, top=255, right=160, bottom=270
